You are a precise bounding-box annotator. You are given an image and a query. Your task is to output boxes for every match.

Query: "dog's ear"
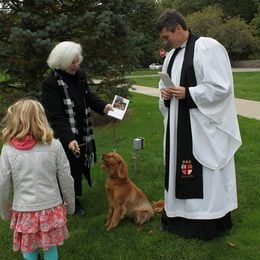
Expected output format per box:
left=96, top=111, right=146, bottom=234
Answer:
left=117, top=159, right=128, bottom=179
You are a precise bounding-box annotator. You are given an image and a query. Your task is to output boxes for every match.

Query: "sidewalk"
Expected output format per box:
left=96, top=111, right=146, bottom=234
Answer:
left=131, top=85, right=260, bottom=120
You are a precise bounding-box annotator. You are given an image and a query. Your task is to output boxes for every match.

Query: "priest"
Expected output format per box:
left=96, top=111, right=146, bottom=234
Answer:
left=156, top=9, right=242, bottom=240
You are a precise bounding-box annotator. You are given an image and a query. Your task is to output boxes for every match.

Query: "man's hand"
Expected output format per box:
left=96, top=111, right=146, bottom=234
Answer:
left=160, top=87, right=173, bottom=100
left=161, top=86, right=186, bottom=100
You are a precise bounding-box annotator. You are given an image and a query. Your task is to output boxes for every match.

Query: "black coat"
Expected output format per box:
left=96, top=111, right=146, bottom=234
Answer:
left=42, top=69, right=107, bottom=195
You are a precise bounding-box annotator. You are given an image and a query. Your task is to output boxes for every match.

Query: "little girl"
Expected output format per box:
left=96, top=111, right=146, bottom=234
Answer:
left=0, top=99, right=75, bottom=260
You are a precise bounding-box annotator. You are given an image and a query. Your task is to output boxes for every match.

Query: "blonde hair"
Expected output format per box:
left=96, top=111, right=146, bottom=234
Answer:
left=1, top=99, right=53, bottom=144
left=47, top=41, right=83, bottom=70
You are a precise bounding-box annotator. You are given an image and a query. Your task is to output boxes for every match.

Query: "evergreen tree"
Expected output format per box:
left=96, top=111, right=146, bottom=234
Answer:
left=0, top=0, right=154, bottom=98
left=124, top=0, right=160, bottom=67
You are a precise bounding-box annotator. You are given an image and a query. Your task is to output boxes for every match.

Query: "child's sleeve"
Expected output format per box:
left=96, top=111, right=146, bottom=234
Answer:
left=56, top=141, right=75, bottom=215
left=0, top=146, right=12, bottom=220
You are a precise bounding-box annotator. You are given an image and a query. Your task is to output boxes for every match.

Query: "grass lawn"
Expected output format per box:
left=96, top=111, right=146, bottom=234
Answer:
left=129, top=70, right=260, bottom=102
left=233, top=72, right=260, bottom=101
left=0, top=93, right=259, bottom=259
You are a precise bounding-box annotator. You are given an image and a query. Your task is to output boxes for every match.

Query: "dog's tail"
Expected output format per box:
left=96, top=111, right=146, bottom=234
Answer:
left=151, top=200, right=164, bottom=213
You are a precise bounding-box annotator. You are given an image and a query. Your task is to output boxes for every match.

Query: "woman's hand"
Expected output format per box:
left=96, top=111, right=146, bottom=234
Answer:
left=68, top=140, right=80, bottom=157
left=103, top=104, right=114, bottom=114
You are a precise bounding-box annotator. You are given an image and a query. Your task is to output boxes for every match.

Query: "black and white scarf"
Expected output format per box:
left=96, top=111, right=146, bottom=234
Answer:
left=54, top=70, right=96, bottom=168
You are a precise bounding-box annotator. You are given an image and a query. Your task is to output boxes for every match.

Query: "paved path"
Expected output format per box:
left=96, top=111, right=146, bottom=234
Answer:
left=232, top=68, right=260, bottom=72
left=126, top=68, right=260, bottom=79
left=131, top=85, right=260, bottom=120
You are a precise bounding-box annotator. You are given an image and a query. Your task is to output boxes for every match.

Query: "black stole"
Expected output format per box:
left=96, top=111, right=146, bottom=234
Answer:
left=165, top=32, right=203, bottom=199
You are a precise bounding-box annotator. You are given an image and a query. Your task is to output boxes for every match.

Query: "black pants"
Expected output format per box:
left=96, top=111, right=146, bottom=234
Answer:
left=65, top=146, right=91, bottom=196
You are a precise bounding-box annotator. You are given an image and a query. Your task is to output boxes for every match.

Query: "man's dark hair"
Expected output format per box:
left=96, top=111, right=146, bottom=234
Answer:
left=156, top=9, right=187, bottom=32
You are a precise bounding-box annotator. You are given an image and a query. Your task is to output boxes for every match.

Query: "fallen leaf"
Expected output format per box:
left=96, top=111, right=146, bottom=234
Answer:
left=228, top=242, right=236, bottom=247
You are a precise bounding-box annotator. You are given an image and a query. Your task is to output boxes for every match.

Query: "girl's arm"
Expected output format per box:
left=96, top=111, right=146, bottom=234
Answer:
left=0, top=146, right=12, bottom=220
left=55, top=140, right=75, bottom=214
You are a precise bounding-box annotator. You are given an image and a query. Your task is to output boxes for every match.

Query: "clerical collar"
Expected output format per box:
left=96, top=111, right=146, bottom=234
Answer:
left=180, top=41, right=187, bottom=48
left=175, top=42, right=186, bottom=51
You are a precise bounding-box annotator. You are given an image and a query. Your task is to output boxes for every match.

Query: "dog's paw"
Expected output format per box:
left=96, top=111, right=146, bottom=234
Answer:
left=106, top=221, right=118, bottom=231
left=105, top=221, right=110, bottom=228
left=106, top=225, right=114, bottom=231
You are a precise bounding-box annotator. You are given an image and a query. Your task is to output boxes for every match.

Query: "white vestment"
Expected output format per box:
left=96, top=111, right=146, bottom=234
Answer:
left=159, top=37, right=242, bottom=220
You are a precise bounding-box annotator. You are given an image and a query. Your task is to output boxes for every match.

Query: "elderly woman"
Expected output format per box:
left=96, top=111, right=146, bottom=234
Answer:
left=42, top=41, right=112, bottom=215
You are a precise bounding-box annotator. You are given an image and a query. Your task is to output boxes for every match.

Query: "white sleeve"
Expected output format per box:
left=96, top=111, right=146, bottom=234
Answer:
left=189, top=39, right=234, bottom=123
left=56, top=141, right=75, bottom=215
left=188, top=38, right=241, bottom=168
left=0, top=146, right=12, bottom=220
left=159, top=50, right=174, bottom=117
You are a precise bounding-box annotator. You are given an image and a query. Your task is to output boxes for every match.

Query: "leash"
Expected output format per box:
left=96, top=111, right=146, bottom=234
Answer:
left=95, top=118, right=118, bottom=151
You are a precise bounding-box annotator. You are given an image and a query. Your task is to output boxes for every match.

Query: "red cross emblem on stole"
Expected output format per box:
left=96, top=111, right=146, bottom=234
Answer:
left=181, top=160, right=193, bottom=175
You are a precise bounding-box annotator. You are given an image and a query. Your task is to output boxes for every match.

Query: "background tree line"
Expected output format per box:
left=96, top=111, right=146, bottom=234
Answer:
left=0, top=0, right=259, bottom=105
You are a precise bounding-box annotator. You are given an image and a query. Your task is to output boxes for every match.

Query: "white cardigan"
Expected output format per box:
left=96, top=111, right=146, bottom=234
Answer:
left=0, top=139, right=75, bottom=220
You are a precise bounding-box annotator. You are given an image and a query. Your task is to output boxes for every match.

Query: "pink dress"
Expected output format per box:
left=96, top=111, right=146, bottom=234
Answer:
left=10, top=204, right=69, bottom=253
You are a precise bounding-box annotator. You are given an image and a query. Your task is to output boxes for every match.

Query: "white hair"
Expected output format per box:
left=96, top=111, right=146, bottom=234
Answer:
left=47, top=41, right=83, bottom=70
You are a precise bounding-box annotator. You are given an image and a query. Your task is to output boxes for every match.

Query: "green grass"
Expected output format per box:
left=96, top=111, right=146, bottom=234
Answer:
left=233, top=72, right=260, bottom=101
left=129, top=76, right=159, bottom=88
left=0, top=93, right=259, bottom=259
left=130, top=71, right=260, bottom=102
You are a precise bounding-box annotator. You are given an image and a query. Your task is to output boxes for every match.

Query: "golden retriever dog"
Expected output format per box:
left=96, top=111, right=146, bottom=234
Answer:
left=102, top=152, right=160, bottom=231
